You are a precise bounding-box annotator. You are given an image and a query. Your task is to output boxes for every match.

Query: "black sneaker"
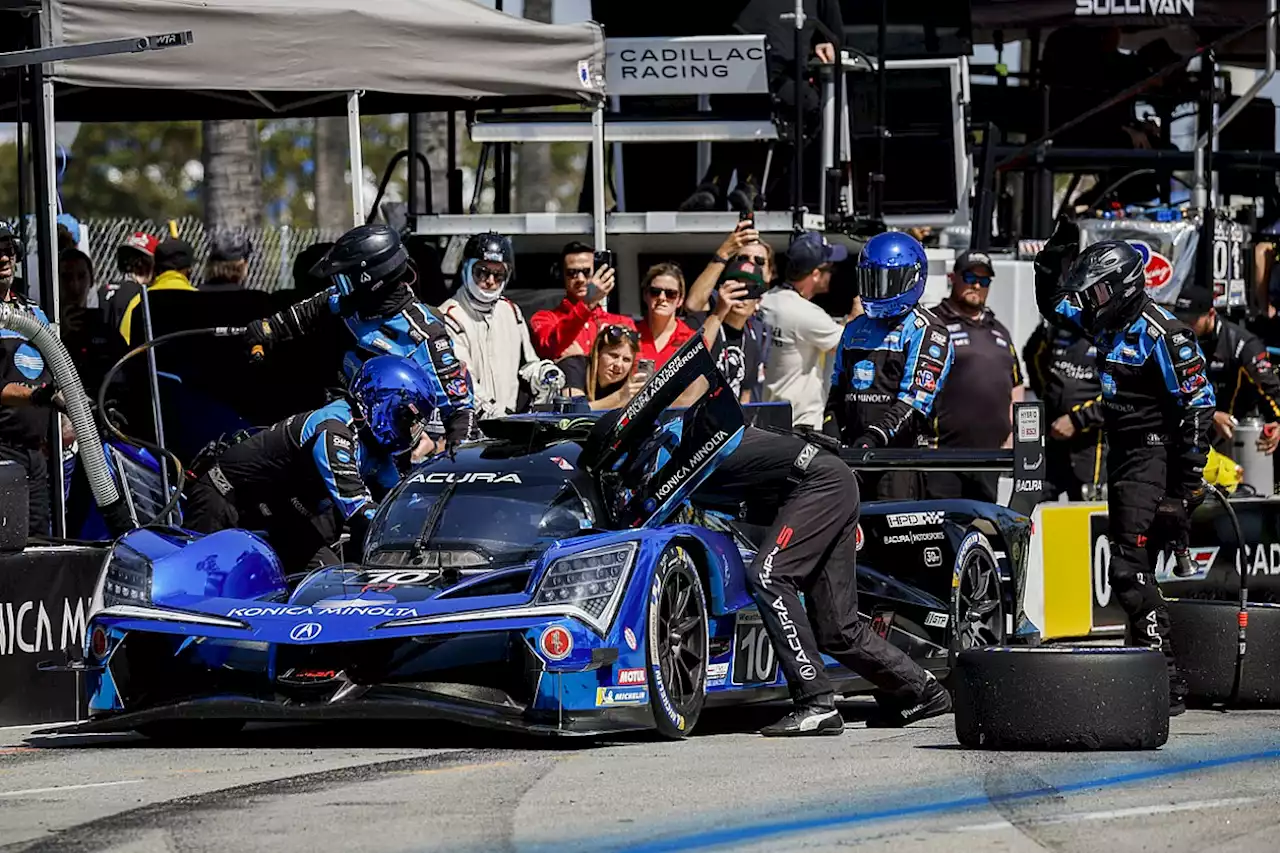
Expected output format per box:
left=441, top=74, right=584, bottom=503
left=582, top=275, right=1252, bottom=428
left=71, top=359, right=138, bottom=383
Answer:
left=867, top=678, right=953, bottom=728
left=760, top=703, right=844, bottom=737
left=728, top=181, right=760, bottom=214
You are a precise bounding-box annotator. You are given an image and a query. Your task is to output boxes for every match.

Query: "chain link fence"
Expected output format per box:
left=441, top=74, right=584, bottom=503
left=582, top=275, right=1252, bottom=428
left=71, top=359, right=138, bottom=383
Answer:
left=83, top=218, right=344, bottom=292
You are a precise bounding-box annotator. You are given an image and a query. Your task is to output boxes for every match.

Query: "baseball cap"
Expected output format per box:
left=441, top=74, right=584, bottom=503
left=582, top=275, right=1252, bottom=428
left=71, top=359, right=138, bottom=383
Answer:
left=719, top=255, right=765, bottom=290
left=209, top=231, right=253, bottom=263
left=119, top=231, right=159, bottom=258
left=56, top=213, right=81, bottom=245
left=786, top=231, right=848, bottom=278
left=155, top=238, right=194, bottom=272
left=953, top=250, right=995, bottom=276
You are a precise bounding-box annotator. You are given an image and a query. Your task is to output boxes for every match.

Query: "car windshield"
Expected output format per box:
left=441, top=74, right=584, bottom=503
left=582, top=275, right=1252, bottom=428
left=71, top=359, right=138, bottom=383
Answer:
left=365, top=478, right=594, bottom=569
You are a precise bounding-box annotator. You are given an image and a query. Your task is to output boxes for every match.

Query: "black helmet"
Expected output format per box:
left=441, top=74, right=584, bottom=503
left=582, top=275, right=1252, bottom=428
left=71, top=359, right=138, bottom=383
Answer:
left=460, top=232, right=514, bottom=304
left=311, top=224, right=408, bottom=299
left=1057, top=240, right=1147, bottom=335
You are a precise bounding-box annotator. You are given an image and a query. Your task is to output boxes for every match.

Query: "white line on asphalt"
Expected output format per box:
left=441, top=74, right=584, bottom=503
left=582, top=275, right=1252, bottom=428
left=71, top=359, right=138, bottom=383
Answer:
left=0, top=721, right=74, bottom=732
left=954, top=797, right=1259, bottom=832
left=0, top=779, right=144, bottom=798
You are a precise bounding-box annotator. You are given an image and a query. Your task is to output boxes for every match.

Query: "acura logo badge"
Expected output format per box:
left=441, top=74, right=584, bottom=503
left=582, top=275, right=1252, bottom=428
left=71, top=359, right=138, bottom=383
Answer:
left=289, top=622, right=323, bottom=642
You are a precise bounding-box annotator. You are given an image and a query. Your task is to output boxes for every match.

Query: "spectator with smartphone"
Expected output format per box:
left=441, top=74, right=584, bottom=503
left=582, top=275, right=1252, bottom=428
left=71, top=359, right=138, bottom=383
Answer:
left=688, top=257, right=771, bottom=403
left=687, top=219, right=776, bottom=313
left=636, top=263, right=696, bottom=369
left=572, top=325, right=646, bottom=411
left=760, top=231, right=851, bottom=429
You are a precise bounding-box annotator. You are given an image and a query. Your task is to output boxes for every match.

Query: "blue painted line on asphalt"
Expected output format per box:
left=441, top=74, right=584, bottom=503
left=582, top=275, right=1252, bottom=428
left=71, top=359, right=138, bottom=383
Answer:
left=613, top=748, right=1280, bottom=853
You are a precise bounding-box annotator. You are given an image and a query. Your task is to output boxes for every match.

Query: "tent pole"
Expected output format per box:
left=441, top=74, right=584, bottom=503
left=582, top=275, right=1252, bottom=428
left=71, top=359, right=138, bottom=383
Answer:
left=591, top=100, right=606, bottom=248
left=347, top=91, right=364, bottom=228
left=31, top=12, right=64, bottom=537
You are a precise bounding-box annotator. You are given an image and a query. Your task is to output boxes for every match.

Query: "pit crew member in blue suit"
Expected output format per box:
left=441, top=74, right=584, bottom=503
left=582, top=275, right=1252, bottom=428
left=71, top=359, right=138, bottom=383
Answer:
left=1036, top=225, right=1215, bottom=715
left=823, top=231, right=953, bottom=499
left=183, top=356, right=434, bottom=573
left=242, top=224, right=475, bottom=454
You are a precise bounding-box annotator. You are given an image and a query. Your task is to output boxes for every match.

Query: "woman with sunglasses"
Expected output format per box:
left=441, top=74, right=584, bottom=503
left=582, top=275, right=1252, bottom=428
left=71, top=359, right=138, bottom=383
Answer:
left=574, top=325, right=646, bottom=411
left=635, top=263, right=696, bottom=369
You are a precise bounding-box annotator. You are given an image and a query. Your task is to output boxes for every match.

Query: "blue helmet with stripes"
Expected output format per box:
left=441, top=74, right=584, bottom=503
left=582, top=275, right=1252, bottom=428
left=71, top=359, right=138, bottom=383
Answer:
left=349, top=356, right=436, bottom=452
left=856, top=232, right=928, bottom=320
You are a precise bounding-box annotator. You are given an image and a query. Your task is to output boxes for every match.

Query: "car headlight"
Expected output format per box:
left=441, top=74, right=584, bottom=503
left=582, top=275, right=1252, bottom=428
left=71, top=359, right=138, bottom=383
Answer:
left=533, top=542, right=637, bottom=632
left=94, top=546, right=153, bottom=613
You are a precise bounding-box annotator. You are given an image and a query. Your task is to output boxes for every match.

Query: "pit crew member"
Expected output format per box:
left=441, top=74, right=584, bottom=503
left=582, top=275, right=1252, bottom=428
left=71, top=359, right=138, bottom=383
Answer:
left=697, top=427, right=951, bottom=735
left=1036, top=227, right=1214, bottom=714
left=0, top=222, right=63, bottom=535
left=824, top=231, right=953, bottom=499
left=241, top=224, right=475, bottom=454
left=1023, top=321, right=1106, bottom=500
left=1183, top=305, right=1280, bottom=458
left=438, top=232, right=564, bottom=420
left=183, top=356, right=432, bottom=573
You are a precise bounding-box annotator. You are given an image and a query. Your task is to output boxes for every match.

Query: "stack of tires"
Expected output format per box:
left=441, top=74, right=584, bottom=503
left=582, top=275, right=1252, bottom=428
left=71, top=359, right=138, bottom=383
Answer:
left=1168, top=599, right=1280, bottom=706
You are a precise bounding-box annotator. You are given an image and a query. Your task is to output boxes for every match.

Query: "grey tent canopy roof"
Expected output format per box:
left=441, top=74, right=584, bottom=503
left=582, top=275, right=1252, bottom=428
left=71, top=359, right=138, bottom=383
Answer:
left=32, top=0, right=605, bottom=120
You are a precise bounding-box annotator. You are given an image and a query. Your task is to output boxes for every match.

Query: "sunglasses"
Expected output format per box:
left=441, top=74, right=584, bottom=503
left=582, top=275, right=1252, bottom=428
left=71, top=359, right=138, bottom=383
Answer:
left=601, top=324, right=639, bottom=345
left=565, top=267, right=592, bottom=279
left=647, top=285, right=681, bottom=300
left=961, top=270, right=993, bottom=287
left=742, top=254, right=768, bottom=266
left=472, top=263, right=509, bottom=284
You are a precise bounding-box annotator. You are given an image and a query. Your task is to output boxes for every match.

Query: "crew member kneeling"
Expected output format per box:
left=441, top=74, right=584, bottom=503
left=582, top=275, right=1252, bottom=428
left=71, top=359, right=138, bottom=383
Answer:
left=183, top=356, right=434, bottom=573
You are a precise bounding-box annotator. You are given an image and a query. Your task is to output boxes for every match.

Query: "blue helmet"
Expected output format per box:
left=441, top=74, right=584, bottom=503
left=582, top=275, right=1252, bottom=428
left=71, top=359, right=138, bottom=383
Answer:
left=349, top=356, right=437, bottom=453
left=856, top=232, right=928, bottom=319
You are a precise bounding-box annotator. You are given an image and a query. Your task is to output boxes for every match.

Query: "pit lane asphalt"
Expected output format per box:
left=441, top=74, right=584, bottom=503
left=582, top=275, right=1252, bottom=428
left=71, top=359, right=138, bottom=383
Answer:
left=3, top=702, right=1280, bottom=853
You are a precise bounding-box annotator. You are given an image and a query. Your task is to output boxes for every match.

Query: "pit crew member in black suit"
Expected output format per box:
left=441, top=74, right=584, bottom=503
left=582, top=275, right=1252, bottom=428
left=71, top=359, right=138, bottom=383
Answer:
left=1023, top=321, right=1106, bottom=500
left=1183, top=306, right=1280, bottom=459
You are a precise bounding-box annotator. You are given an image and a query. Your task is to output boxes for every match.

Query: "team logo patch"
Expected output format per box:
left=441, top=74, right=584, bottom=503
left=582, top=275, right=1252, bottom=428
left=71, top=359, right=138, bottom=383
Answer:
left=13, top=343, right=44, bottom=380
left=916, top=368, right=937, bottom=392
left=446, top=377, right=469, bottom=397
left=1181, top=373, right=1207, bottom=395
left=1100, top=372, right=1117, bottom=398
left=1178, top=345, right=1193, bottom=360
left=1128, top=240, right=1173, bottom=291
left=928, top=344, right=943, bottom=358
left=335, top=450, right=352, bottom=464
left=851, top=360, right=876, bottom=391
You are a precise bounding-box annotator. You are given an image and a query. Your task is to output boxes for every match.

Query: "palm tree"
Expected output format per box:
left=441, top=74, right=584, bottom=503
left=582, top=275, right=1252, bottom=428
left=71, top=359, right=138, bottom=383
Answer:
left=314, top=116, right=350, bottom=231
left=202, top=119, right=263, bottom=231
left=514, top=0, right=553, bottom=214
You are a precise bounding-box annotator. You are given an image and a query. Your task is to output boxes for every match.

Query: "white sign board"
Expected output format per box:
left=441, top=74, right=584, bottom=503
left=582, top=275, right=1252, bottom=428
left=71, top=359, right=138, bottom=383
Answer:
left=605, top=36, right=769, bottom=97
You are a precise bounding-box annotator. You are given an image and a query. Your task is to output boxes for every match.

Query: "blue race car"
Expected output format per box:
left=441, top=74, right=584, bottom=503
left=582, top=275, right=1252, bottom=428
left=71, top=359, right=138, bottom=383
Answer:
left=59, top=338, right=1031, bottom=740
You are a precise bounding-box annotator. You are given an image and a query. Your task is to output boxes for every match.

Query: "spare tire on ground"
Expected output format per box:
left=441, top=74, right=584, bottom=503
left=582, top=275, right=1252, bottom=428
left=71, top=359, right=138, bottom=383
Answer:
left=1168, top=599, right=1280, bottom=706
left=954, top=646, right=1169, bottom=750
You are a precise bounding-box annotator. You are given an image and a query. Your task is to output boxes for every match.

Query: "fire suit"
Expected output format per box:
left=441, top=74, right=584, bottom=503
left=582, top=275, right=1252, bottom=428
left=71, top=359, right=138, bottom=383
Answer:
left=1047, top=296, right=1214, bottom=698
left=695, top=427, right=932, bottom=705
left=823, top=306, right=953, bottom=498
left=250, top=283, right=476, bottom=445
left=1023, top=322, right=1106, bottom=500
left=439, top=294, right=561, bottom=420
left=1200, top=315, right=1280, bottom=457
left=184, top=399, right=400, bottom=573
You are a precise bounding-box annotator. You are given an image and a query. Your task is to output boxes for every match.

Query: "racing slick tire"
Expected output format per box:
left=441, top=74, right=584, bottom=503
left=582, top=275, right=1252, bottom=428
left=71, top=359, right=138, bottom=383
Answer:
left=953, top=647, right=1169, bottom=750
left=136, top=720, right=246, bottom=745
left=951, top=531, right=1006, bottom=656
left=1168, top=599, right=1280, bottom=706
left=646, top=542, right=708, bottom=739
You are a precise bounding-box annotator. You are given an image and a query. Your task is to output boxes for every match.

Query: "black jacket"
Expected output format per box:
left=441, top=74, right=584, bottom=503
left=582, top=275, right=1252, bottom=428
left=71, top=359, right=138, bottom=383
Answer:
left=1023, top=322, right=1106, bottom=433
left=1201, top=316, right=1280, bottom=423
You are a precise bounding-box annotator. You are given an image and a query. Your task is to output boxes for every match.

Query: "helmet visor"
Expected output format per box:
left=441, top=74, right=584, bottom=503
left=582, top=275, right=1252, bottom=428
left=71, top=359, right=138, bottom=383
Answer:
left=856, top=263, right=921, bottom=301
left=471, top=261, right=510, bottom=286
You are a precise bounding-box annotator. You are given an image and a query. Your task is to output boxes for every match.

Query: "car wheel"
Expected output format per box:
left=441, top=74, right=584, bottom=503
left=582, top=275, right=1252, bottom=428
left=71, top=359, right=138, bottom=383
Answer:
left=1169, top=599, right=1280, bottom=706
left=136, top=720, right=245, bottom=745
left=953, top=647, right=1169, bottom=750
left=952, top=530, right=1005, bottom=654
left=646, top=543, right=708, bottom=739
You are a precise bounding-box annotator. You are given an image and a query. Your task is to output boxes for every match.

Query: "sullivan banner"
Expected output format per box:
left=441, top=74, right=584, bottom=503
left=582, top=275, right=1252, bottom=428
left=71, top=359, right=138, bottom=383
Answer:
left=971, top=0, right=1261, bottom=28
left=0, top=546, right=104, bottom=725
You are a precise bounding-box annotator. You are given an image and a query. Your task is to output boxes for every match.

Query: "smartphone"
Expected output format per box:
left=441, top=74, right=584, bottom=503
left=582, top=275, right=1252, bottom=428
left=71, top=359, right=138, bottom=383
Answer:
left=635, top=359, right=655, bottom=382
left=594, top=249, right=616, bottom=272
left=739, top=208, right=754, bottom=223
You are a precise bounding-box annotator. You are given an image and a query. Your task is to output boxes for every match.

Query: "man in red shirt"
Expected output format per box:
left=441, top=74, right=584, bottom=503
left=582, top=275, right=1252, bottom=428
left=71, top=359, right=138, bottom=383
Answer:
left=635, top=262, right=695, bottom=368
left=530, top=242, right=635, bottom=360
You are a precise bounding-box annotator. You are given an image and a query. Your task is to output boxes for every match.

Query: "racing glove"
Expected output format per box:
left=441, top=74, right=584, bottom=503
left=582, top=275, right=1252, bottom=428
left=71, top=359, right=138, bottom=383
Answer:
left=444, top=409, right=476, bottom=460
left=243, top=319, right=276, bottom=361
left=29, top=382, right=66, bottom=413
left=532, top=360, right=566, bottom=404
left=852, top=428, right=886, bottom=449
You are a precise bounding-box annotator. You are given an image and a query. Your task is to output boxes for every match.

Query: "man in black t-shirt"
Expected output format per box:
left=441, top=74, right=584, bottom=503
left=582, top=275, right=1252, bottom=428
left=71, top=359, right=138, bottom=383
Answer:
left=688, top=258, right=770, bottom=403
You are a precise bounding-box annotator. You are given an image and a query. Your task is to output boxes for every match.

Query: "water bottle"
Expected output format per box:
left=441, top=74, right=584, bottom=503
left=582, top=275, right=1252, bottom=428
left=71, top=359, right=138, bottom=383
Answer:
left=1233, top=417, right=1274, bottom=495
